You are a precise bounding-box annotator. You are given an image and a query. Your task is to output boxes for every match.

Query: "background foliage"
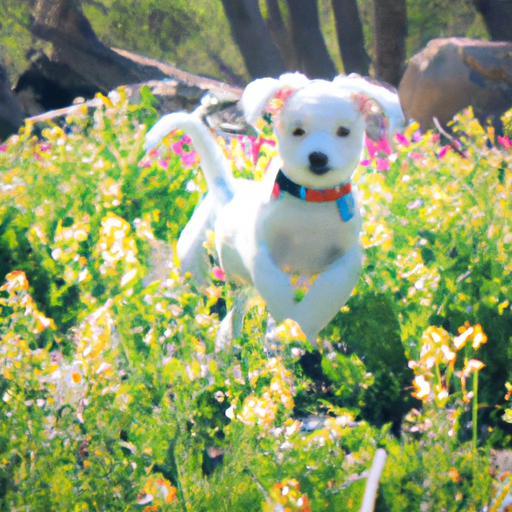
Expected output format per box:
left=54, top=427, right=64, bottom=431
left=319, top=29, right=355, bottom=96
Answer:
left=0, top=0, right=489, bottom=85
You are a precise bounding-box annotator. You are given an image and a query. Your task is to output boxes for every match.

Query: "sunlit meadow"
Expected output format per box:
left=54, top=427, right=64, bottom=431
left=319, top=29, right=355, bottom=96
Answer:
left=0, top=87, right=511, bottom=510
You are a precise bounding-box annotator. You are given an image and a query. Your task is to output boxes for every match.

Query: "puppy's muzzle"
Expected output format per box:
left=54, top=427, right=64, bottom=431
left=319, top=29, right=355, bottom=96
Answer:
left=308, top=151, right=330, bottom=175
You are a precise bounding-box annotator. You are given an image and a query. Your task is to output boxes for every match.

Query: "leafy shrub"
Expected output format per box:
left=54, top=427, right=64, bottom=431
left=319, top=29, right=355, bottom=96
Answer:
left=353, top=115, right=512, bottom=444
left=0, top=90, right=511, bottom=510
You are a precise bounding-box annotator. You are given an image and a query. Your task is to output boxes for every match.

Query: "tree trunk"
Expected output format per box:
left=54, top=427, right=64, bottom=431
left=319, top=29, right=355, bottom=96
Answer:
left=219, top=0, right=286, bottom=79
left=331, top=0, right=371, bottom=75
left=373, top=0, right=407, bottom=87
left=33, top=0, right=102, bottom=47
left=285, top=0, right=338, bottom=79
left=264, top=0, right=299, bottom=70
left=473, top=0, right=512, bottom=41
left=30, top=0, right=166, bottom=92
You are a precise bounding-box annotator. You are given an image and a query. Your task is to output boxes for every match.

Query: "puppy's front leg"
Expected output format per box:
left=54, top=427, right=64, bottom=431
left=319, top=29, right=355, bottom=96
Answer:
left=291, top=244, right=363, bottom=341
left=250, top=245, right=297, bottom=324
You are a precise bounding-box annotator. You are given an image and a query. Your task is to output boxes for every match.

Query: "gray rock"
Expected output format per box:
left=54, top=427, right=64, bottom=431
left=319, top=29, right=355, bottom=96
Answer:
left=399, top=37, right=512, bottom=131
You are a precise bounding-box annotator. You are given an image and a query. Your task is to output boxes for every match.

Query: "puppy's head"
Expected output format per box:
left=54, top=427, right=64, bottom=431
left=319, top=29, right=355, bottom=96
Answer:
left=242, top=73, right=405, bottom=188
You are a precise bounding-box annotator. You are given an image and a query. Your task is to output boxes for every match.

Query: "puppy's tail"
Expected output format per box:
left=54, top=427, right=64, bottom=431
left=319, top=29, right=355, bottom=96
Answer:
left=145, top=112, right=235, bottom=205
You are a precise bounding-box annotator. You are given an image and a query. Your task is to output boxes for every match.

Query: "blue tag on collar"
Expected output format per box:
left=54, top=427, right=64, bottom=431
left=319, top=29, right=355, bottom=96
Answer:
left=336, top=192, right=355, bottom=222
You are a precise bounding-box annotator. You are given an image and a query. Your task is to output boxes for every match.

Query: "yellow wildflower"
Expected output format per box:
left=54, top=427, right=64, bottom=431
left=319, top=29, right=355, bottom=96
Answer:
left=462, top=359, right=485, bottom=377
left=472, top=324, right=487, bottom=349
left=454, top=325, right=474, bottom=349
left=412, top=375, right=431, bottom=400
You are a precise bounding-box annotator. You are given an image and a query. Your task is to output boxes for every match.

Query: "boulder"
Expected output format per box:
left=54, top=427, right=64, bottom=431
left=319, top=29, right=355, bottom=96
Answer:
left=399, top=37, right=512, bottom=130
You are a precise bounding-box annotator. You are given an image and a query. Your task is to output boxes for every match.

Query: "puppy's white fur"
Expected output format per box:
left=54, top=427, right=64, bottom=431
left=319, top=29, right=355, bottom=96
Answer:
left=145, top=73, right=404, bottom=342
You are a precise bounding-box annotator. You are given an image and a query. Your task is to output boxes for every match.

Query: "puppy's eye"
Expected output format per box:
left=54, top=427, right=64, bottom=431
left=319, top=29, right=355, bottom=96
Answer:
left=336, top=126, right=350, bottom=137
left=292, top=127, right=305, bottom=137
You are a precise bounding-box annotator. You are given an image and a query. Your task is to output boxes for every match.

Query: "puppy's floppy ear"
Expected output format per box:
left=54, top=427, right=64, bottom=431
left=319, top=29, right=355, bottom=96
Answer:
left=334, top=74, right=405, bottom=142
left=241, top=72, right=310, bottom=126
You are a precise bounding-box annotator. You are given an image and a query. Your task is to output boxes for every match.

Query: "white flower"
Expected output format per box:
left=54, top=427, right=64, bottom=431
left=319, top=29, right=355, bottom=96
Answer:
left=225, top=404, right=236, bottom=420
left=65, top=360, right=88, bottom=389
left=120, top=268, right=138, bottom=287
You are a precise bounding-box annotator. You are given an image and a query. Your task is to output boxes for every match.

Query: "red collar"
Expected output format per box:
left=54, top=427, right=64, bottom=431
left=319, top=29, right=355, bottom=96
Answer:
left=272, top=170, right=352, bottom=202
left=271, top=170, right=355, bottom=222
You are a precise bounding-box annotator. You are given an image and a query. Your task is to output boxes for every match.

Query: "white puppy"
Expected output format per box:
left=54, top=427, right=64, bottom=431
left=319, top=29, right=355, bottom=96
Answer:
left=145, top=73, right=404, bottom=342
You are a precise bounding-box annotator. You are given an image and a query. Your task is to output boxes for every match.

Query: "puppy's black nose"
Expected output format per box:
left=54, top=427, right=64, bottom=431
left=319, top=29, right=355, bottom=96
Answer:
left=308, top=152, right=329, bottom=174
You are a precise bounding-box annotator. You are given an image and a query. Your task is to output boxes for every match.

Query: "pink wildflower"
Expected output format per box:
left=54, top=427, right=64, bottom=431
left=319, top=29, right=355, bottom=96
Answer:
left=171, top=141, right=186, bottom=155
left=363, top=136, right=392, bottom=171
left=170, top=137, right=200, bottom=167
left=376, top=158, right=390, bottom=171
left=366, top=137, right=392, bottom=158
left=212, top=266, right=225, bottom=282
left=0, top=145, right=7, bottom=152
left=412, top=129, right=422, bottom=142
left=498, top=135, right=511, bottom=150
left=251, top=137, right=276, bottom=165
left=181, top=152, right=199, bottom=167
left=438, top=145, right=450, bottom=159
left=395, top=132, right=410, bottom=147
left=237, top=136, right=276, bottom=165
